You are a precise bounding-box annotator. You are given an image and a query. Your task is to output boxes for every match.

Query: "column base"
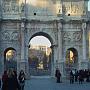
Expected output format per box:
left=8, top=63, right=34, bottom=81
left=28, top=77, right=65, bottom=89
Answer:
left=58, top=62, right=65, bottom=77
left=17, top=61, right=30, bottom=79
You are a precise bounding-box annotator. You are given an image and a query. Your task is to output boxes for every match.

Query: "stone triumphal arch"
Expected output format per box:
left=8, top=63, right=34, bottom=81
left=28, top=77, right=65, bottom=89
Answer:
left=0, top=0, right=90, bottom=78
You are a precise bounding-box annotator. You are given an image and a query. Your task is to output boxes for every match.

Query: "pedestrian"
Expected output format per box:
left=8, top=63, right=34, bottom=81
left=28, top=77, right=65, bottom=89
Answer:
left=78, top=70, right=83, bottom=84
left=13, top=70, right=20, bottom=90
left=7, top=69, right=19, bottom=90
left=0, top=76, right=1, bottom=89
left=55, top=68, right=61, bottom=83
left=18, top=70, right=26, bottom=90
left=75, top=70, right=78, bottom=82
left=2, top=70, right=8, bottom=90
left=70, top=70, right=74, bottom=84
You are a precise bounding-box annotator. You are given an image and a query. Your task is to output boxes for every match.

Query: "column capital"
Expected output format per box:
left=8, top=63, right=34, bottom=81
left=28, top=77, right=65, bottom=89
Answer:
left=82, top=22, right=87, bottom=30
left=21, top=22, right=25, bottom=28
left=57, top=22, right=63, bottom=30
left=21, top=21, right=26, bottom=31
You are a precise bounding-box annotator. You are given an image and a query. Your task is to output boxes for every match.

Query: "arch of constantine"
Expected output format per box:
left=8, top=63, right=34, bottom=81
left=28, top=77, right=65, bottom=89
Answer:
left=0, top=0, right=90, bottom=78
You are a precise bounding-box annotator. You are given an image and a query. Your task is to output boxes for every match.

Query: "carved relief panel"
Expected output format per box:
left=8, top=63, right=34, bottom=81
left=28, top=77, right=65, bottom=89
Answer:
left=1, top=30, right=19, bottom=41
left=62, top=31, right=82, bottom=43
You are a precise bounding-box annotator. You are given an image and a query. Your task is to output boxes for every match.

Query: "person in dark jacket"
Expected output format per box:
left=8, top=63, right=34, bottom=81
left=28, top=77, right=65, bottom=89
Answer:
left=0, top=77, right=1, bottom=89
left=2, top=71, right=8, bottom=90
left=55, top=68, right=61, bottom=83
left=7, top=69, right=19, bottom=90
left=70, top=70, right=74, bottom=84
left=18, top=70, right=26, bottom=90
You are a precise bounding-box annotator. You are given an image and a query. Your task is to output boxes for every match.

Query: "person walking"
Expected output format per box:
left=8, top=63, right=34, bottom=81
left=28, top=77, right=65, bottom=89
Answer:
left=0, top=76, right=1, bottom=89
left=18, top=70, right=26, bottom=90
left=78, top=70, right=83, bottom=84
left=74, top=70, right=78, bottom=82
left=7, top=69, right=19, bottom=90
left=70, top=70, right=74, bottom=84
left=55, top=68, right=61, bottom=83
left=2, top=71, right=8, bottom=90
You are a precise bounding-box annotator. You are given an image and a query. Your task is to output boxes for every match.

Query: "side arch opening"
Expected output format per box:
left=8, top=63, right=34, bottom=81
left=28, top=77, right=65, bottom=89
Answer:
left=4, top=47, right=17, bottom=71
left=65, top=47, right=78, bottom=76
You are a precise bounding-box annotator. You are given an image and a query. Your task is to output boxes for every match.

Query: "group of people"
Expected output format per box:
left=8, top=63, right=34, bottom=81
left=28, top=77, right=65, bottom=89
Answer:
left=55, top=68, right=90, bottom=84
left=1, top=68, right=90, bottom=90
left=70, top=69, right=90, bottom=84
left=0, top=69, right=25, bottom=90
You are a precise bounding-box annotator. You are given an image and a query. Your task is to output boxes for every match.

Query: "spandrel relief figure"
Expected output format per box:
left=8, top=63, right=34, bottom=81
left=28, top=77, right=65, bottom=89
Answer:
left=73, top=32, right=82, bottom=42
left=63, top=32, right=71, bottom=42
left=11, top=32, right=18, bottom=40
left=2, top=31, right=10, bottom=40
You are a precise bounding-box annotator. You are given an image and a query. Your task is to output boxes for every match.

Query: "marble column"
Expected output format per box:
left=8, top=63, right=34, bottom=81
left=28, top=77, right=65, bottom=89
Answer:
left=19, top=22, right=26, bottom=71
left=58, top=22, right=62, bottom=62
left=51, top=45, right=58, bottom=77
left=57, top=22, right=64, bottom=76
left=17, top=0, right=29, bottom=76
left=81, top=22, right=88, bottom=69
left=24, top=29, right=30, bottom=79
left=18, top=22, right=29, bottom=79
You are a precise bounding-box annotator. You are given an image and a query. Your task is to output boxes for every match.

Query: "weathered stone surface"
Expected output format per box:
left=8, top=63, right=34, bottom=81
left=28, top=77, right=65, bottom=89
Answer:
left=0, top=0, right=89, bottom=78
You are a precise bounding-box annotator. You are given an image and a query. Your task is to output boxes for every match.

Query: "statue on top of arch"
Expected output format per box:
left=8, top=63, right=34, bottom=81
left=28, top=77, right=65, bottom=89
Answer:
left=21, top=2, right=25, bottom=12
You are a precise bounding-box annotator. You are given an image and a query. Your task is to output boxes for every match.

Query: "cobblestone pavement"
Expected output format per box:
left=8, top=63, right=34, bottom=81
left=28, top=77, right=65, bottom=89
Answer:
left=24, top=77, right=90, bottom=90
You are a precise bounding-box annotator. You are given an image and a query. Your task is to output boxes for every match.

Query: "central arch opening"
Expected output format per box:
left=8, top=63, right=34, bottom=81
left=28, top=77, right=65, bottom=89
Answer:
left=28, top=33, right=52, bottom=76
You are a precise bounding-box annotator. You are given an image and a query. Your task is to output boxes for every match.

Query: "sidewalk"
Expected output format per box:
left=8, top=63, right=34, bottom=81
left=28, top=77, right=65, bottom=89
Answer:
left=24, top=77, right=90, bottom=90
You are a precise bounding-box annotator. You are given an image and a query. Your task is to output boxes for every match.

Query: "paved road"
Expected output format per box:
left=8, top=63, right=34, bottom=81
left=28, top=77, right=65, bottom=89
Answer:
left=24, top=77, right=90, bottom=90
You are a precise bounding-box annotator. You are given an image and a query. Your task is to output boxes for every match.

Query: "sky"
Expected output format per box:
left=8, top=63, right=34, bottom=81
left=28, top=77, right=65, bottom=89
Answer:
left=30, top=36, right=51, bottom=47
left=30, top=1, right=90, bottom=47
